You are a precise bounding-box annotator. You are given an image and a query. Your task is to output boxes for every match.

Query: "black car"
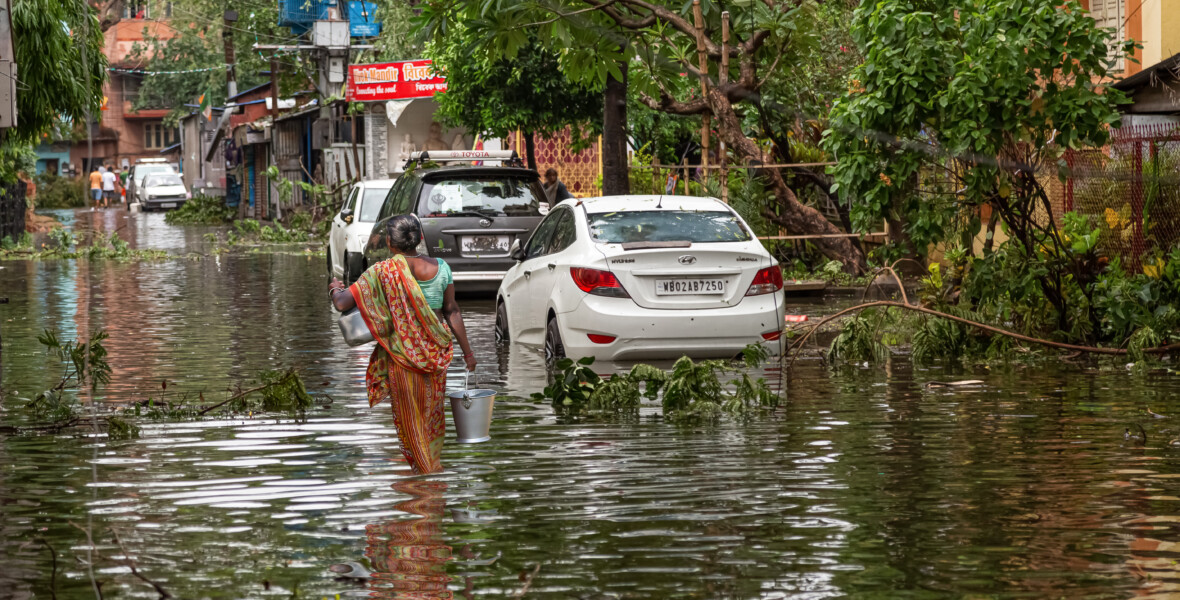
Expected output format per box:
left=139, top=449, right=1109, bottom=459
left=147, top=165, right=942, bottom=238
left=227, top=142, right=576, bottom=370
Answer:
left=361, top=152, right=549, bottom=292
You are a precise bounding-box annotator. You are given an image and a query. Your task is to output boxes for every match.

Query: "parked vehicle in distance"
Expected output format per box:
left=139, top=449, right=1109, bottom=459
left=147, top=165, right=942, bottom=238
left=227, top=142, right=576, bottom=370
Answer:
left=128, top=158, right=178, bottom=208
left=330, top=178, right=397, bottom=283
left=496, top=195, right=786, bottom=362
left=137, top=172, right=190, bottom=211
left=363, top=150, right=548, bottom=292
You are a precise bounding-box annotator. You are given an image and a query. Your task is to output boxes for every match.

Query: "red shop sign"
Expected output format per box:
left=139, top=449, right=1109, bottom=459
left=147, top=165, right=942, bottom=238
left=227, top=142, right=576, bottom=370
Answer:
left=346, top=59, right=448, bottom=102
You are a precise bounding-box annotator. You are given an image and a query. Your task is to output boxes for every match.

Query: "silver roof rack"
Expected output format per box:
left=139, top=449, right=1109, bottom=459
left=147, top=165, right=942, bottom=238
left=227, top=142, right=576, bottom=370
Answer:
left=405, top=150, right=524, bottom=169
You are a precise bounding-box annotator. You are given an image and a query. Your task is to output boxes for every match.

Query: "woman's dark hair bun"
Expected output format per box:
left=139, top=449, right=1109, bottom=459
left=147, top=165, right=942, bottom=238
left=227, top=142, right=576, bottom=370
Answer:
left=385, top=214, right=423, bottom=253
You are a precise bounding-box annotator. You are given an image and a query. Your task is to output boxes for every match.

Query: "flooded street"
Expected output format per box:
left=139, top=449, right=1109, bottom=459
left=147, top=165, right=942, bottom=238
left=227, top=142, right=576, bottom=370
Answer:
left=4, top=210, right=1180, bottom=598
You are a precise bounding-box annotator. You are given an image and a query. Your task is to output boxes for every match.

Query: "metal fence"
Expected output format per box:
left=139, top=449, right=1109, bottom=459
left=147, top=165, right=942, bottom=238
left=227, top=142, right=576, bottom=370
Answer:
left=1057, top=123, right=1180, bottom=269
left=0, top=180, right=27, bottom=241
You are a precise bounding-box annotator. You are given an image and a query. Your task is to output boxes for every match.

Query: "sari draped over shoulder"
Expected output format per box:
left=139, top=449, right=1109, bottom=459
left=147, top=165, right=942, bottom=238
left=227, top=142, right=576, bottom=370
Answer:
left=350, top=256, right=454, bottom=474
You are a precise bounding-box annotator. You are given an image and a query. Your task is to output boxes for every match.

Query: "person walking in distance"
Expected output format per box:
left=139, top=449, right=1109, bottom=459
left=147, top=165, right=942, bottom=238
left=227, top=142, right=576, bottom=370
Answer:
left=88, top=167, right=103, bottom=207
left=101, top=165, right=118, bottom=208
left=541, top=167, right=573, bottom=207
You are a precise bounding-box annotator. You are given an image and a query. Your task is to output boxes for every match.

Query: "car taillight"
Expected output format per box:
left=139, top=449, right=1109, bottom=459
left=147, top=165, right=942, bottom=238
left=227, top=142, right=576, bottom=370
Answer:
left=746, top=266, right=784, bottom=296
left=570, top=267, right=630, bottom=298
left=761, top=330, right=783, bottom=341
left=587, top=334, right=616, bottom=344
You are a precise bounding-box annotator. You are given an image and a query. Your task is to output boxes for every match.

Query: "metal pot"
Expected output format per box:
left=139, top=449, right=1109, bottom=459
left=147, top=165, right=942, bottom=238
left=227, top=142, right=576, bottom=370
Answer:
left=447, top=371, right=495, bottom=443
left=337, top=308, right=374, bottom=347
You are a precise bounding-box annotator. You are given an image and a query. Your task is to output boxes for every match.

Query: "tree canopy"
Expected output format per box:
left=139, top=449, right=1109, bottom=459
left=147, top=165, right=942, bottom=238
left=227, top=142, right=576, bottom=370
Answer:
left=126, top=0, right=308, bottom=119
left=823, top=0, right=1132, bottom=332
left=419, top=0, right=867, bottom=269
left=13, top=0, right=107, bottom=143
left=426, top=31, right=601, bottom=167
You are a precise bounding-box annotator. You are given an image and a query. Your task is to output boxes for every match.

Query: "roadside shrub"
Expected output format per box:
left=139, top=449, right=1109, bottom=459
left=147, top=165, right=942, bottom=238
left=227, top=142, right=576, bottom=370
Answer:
left=164, top=195, right=234, bottom=225
left=34, top=172, right=86, bottom=209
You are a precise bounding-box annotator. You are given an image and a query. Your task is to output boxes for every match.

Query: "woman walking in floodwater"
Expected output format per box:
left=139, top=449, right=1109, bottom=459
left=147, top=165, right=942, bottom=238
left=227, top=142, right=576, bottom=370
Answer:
left=328, top=215, right=477, bottom=474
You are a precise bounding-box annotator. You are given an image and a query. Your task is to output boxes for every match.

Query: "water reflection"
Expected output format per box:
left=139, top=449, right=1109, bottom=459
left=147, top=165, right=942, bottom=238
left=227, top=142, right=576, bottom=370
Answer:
left=367, top=480, right=455, bottom=599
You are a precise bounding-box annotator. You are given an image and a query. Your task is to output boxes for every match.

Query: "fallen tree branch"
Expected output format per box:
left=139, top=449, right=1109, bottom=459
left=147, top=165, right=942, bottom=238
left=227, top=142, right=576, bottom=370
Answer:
left=512, top=563, right=541, bottom=598
left=111, top=528, right=172, bottom=599
left=784, top=300, right=1180, bottom=372
left=196, top=372, right=295, bottom=416
left=858, top=264, right=910, bottom=306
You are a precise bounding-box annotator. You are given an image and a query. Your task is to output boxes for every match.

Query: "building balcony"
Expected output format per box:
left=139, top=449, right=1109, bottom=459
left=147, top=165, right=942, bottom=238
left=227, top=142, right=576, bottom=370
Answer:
left=122, top=100, right=169, bottom=119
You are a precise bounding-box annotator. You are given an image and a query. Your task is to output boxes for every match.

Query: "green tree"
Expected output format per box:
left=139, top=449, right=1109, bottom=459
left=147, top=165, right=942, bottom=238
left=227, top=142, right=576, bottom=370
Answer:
left=13, top=0, right=106, bottom=143
left=369, top=1, right=426, bottom=61
left=427, top=31, right=601, bottom=170
left=823, top=0, right=1131, bottom=333
left=417, top=0, right=868, bottom=270
left=127, top=0, right=308, bottom=119
left=0, top=0, right=106, bottom=183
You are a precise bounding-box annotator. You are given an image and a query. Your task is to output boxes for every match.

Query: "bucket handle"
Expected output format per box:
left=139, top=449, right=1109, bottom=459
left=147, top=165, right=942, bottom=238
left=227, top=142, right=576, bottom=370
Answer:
left=461, top=369, right=473, bottom=410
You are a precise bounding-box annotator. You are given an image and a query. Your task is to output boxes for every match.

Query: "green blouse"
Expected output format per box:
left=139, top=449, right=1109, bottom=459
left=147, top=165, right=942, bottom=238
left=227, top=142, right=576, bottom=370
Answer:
left=417, top=259, right=453, bottom=310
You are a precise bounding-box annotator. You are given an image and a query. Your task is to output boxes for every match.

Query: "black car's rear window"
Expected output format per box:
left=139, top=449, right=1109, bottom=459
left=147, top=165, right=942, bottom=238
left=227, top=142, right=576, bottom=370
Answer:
left=587, top=210, right=751, bottom=243
left=417, top=177, right=544, bottom=218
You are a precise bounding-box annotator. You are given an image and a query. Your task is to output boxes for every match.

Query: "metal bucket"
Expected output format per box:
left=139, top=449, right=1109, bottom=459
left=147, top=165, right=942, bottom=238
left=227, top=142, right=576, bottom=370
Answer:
left=447, top=372, right=495, bottom=443
left=337, top=308, right=374, bottom=347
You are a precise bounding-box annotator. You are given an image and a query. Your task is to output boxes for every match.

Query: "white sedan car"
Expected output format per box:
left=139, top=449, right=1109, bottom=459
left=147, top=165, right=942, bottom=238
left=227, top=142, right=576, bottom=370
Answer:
left=495, top=195, right=787, bottom=362
left=329, top=178, right=396, bottom=283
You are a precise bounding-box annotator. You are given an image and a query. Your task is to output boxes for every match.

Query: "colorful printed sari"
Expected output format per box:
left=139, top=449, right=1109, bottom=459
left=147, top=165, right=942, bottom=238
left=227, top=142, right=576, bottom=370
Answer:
left=350, top=256, right=454, bottom=474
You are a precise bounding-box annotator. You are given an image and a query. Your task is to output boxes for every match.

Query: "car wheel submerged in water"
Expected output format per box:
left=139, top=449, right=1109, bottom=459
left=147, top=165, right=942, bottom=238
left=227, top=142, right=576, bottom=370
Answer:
left=544, top=316, right=565, bottom=363
left=495, top=300, right=510, bottom=344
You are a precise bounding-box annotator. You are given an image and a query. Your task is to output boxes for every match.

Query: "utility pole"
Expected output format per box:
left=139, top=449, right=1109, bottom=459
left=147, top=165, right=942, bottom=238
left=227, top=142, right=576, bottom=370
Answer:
left=81, top=0, right=92, bottom=207
left=270, top=58, right=279, bottom=118
left=223, top=10, right=238, bottom=99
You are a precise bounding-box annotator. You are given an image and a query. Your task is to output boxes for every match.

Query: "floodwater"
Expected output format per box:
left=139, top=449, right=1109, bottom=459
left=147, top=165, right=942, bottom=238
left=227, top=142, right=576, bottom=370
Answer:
left=3, top=209, right=1180, bottom=599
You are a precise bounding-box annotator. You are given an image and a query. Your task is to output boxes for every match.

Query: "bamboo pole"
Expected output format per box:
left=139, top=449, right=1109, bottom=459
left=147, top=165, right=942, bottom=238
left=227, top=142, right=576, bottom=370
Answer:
left=651, top=153, right=659, bottom=194
left=692, top=0, right=710, bottom=185
left=682, top=157, right=689, bottom=195
left=719, top=11, right=730, bottom=204
left=631, top=162, right=837, bottom=170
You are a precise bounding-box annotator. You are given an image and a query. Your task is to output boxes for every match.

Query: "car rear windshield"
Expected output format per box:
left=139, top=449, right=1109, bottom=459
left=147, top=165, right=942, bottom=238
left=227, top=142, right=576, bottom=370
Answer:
left=359, top=187, right=390, bottom=222
left=145, top=173, right=183, bottom=187
left=417, top=177, right=543, bottom=218
left=587, top=210, right=751, bottom=243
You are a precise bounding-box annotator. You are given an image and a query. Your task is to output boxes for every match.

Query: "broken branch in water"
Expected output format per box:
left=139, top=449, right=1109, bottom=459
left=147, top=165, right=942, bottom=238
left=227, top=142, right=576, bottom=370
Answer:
left=785, top=300, right=1180, bottom=372
left=18, top=538, right=57, bottom=599
left=196, top=369, right=306, bottom=415
left=110, top=528, right=173, bottom=599
left=512, top=563, right=541, bottom=598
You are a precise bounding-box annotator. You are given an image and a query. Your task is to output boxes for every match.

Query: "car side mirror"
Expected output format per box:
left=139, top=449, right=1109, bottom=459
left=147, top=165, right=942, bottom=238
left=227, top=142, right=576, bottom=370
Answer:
left=509, top=239, right=525, bottom=262
left=340, top=207, right=354, bottom=224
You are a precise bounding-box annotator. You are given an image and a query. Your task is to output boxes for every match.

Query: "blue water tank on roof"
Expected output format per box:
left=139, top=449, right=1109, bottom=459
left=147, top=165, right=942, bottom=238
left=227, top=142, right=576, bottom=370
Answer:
left=278, top=0, right=330, bottom=30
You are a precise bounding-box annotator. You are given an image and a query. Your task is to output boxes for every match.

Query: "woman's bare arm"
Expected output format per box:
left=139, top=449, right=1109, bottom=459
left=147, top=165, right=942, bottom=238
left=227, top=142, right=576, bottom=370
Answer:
left=329, top=278, right=356, bottom=312
left=441, top=284, right=477, bottom=371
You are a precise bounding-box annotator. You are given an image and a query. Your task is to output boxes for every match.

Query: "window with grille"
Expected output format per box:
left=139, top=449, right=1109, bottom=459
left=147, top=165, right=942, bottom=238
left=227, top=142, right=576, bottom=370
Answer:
left=144, top=123, right=179, bottom=150
left=123, top=2, right=150, bottom=19
left=1090, top=0, right=1125, bottom=71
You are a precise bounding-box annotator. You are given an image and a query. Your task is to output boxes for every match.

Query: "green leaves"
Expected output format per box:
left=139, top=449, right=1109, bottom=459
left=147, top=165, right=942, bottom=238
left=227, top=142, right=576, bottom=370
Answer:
left=532, top=345, right=780, bottom=421
left=423, top=23, right=601, bottom=141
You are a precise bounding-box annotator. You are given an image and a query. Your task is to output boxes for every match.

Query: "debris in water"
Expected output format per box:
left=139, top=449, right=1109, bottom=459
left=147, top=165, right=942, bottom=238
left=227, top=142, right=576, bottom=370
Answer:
left=328, top=561, right=371, bottom=580
left=925, top=380, right=984, bottom=388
